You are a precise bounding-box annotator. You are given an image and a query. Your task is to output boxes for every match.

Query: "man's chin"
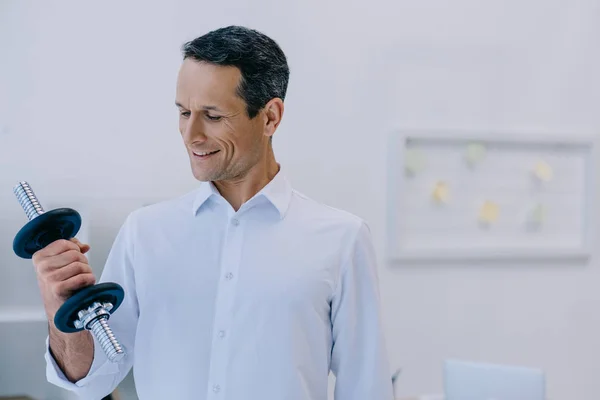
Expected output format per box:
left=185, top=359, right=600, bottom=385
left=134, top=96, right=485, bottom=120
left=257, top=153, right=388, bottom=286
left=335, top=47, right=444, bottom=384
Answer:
left=190, top=168, right=208, bottom=181
left=192, top=169, right=220, bottom=182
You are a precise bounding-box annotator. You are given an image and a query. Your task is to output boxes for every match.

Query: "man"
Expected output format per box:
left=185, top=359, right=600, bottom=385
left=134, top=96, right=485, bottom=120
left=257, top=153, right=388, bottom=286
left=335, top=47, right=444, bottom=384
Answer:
left=36, top=26, right=393, bottom=399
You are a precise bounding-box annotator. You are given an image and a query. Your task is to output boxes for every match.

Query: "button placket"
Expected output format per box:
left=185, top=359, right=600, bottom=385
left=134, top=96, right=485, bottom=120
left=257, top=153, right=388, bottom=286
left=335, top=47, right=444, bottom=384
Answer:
left=206, top=213, right=245, bottom=399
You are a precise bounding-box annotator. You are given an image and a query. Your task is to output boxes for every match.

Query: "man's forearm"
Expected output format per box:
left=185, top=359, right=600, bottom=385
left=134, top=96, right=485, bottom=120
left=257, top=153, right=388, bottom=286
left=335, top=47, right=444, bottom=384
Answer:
left=49, top=323, right=94, bottom=383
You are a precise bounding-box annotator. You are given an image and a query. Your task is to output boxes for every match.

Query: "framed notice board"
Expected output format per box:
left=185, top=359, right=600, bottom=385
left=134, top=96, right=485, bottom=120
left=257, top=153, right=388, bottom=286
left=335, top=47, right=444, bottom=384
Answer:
left=386, top=130, right=597, bottom=262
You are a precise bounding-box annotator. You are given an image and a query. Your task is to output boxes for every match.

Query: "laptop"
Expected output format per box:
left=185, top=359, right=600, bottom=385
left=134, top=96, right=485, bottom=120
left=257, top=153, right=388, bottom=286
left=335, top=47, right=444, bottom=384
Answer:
left=444, top=359, right=546, bottom=400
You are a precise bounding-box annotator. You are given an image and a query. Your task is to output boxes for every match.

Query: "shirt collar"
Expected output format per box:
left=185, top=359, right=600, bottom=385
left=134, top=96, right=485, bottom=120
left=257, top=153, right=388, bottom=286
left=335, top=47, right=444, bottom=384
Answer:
left=192, top=167, right=293, bottom=219
left=192, top=180, right=221, bottom=216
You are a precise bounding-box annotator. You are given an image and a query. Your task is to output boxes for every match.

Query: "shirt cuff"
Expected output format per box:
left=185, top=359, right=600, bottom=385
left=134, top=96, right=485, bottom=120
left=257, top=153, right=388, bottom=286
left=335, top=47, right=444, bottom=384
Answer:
left=45, top=334, right=120, bottom=389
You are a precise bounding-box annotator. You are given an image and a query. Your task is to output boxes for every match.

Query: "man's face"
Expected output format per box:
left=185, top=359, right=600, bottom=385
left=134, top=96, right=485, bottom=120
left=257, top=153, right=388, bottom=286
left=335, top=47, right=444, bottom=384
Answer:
left=175, top=59, right=267, bottom=182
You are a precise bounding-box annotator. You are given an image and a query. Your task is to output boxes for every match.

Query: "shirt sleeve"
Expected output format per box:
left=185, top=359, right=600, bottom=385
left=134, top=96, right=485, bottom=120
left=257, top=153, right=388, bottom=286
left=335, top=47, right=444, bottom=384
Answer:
left=330, top=221, right=394, bottom=400
left=45, top=211, right=139, bottom=398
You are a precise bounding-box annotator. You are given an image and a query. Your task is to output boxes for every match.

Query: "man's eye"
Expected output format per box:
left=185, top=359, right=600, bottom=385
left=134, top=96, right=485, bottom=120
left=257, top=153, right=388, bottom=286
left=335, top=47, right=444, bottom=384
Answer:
left=206, top=114, right=222, bottom=122
left=180, top=111, right=191, bottom=118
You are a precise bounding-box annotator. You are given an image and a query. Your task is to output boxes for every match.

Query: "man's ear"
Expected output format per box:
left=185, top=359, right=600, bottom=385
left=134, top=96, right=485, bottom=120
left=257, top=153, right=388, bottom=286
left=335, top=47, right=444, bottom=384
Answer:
left=263, top=98, right=284, bottom=139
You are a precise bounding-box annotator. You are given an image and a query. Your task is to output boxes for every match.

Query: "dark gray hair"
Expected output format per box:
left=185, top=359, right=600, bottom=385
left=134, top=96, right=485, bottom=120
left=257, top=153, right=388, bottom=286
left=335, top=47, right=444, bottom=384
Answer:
left=182, top=26, right=290, bottom=119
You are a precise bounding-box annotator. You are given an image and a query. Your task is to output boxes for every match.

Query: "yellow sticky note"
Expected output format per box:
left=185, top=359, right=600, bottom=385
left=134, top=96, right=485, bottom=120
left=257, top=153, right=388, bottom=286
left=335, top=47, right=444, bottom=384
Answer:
left=465, top=143, right=487, bottom=166
left=404, top=149, right=426, bottom=175
left=533, top=161, right=553, bottom=182
left=479, top=201, right=500, bottom=223
left=531, top=203, right=546, bottom=224
left=432, top=181, right=450, bottom=203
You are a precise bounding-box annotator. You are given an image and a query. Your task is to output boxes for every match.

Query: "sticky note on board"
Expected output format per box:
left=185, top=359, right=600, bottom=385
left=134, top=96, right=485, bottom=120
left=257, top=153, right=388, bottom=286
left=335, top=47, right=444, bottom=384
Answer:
left=465, top=143, right=487, bottom=166
left=404, top=149, right=426, bottom=174
left=478, top=201, right=500, bottom=223
left=530, top=203, right=546, bottom=224
left=432, top=181, right=450, bottom=203
left=533, top=161, right=553, bottom=182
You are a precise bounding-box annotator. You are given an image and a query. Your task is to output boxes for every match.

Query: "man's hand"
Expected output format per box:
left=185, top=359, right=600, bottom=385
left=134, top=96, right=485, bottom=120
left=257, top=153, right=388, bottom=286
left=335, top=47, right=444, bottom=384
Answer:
left=32, top=238, right=95, bottom=321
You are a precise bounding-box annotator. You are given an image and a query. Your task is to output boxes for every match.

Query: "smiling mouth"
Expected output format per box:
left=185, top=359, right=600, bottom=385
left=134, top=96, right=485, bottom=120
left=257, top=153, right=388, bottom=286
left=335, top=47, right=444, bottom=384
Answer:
left=193, top=150, right=220, bottom=159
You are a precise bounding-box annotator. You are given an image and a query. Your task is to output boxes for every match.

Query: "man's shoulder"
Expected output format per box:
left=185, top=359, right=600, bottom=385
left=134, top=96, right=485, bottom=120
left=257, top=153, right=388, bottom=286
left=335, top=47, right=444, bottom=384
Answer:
left=288, top=189, right=366, bottom=233
left=127, top=188, right=198, bottom=224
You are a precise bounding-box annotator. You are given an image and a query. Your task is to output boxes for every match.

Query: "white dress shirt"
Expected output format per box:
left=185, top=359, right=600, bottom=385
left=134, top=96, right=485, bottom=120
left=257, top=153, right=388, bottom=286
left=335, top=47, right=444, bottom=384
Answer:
left=45, top=169, right=394, bottom=400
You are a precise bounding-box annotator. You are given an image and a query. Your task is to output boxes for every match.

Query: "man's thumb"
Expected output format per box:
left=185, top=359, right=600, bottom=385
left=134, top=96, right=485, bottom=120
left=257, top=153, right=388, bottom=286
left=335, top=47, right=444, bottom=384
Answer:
left=70, top=237, right=91, bottom=254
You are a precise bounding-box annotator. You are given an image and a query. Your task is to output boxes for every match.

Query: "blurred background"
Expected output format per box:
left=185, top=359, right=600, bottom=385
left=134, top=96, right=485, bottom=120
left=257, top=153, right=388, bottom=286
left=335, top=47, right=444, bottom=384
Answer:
left=1, top=0, right=600, bottom=399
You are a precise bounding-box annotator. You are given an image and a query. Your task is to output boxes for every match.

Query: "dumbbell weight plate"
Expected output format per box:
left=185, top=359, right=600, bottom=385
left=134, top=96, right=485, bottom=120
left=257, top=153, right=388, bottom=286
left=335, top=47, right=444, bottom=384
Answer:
left=13, top=208, right=81, bottom=259
left=54, top=282, right=125, bottom=333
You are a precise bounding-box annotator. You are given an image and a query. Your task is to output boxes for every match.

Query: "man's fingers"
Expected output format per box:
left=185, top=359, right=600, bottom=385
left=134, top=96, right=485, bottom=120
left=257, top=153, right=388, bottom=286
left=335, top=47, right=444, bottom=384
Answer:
left=70, top=238, right=91, bottom=254
left=50, top=261, right=94, bottom=282
left=35, top=250, right=89, bottom=272
left=55, top=273, right=96, bottom=298
left=32, top=239, right=80, bottom=261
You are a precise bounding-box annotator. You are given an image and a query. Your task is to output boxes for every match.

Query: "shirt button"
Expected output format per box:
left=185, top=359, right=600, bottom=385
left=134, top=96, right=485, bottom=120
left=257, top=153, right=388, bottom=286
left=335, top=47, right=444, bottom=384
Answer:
left=231, top=218, right=239, bottom=226
left=218, top=330, right=226, bottom=338
left=225, top=272, right=234, bottom=280
left=213, top=385, right=221, bottom=393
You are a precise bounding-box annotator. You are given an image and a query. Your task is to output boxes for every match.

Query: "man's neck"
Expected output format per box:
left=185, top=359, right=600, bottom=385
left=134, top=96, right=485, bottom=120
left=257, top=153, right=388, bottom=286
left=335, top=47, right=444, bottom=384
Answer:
left=213, top=151, right=280, bottom=211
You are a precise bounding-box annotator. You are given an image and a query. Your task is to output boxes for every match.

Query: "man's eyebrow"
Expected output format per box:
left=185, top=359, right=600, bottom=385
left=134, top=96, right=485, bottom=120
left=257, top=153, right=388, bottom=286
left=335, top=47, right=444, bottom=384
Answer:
left=175, top=102, right=221, bottom=112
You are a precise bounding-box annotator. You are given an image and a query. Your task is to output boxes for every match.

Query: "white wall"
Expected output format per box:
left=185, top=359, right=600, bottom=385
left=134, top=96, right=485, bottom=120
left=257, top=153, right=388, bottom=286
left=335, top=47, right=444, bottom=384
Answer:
left=1, top=0, right=600, bottom=399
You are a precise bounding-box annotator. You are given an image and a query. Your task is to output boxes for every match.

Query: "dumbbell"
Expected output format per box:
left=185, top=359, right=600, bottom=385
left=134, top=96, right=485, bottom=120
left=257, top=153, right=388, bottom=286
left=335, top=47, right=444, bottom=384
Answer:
left=12, top=181, right=126, bottom=362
